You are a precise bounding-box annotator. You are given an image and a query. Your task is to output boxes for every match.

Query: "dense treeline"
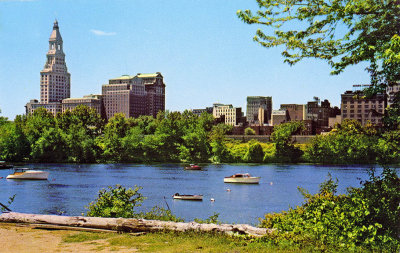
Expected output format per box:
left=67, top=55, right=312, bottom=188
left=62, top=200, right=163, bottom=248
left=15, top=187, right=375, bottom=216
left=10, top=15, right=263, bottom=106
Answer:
left=0, top=106, right=399, bottom=164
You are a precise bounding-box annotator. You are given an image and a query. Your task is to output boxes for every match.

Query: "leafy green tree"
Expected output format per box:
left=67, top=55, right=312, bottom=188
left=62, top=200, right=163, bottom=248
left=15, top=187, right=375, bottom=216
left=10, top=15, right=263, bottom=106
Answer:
left=209, top=124, right=232, bottom=163
left=244, top=127, right=256, bottom=135
left=271, top=121, right=304, bottom=162
left=30, top=127, right=67, bottom=162
left=376, top=130, right=400, bottom=164
left=24, top=108, right=56, bottom=145
left=305, top=120, right=378, bottom=164
left=129, top=115, right=158, bottom=135
left=100, top=113, right=129, bottom=161
left=0, top=122, right=30, bottom=162
left=86, top=185, right=145, bottom=218
left=178, top=111, right=213, bottom=162
left=244, top=140, right=264, bottom=163
left=63, top=124, right=99, bottom=163
left=152, top=111, right=185, bottom=162
left=121, top=126, right=145, bottom=162
left=57, top=105, right=104, bottom=136
left=237, top=0, right=400, bottom=78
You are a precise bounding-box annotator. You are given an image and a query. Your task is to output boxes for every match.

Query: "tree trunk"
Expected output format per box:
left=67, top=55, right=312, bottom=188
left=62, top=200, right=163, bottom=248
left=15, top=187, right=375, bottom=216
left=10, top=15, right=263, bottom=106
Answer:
left=0, top=212, right=271, bottom=237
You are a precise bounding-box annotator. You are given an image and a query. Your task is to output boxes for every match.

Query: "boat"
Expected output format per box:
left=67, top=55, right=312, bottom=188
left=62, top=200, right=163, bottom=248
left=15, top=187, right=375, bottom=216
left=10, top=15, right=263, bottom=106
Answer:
left=0, top=161, right=13, bottom=169
left=173, top=193, right=203, bottom=201
left=184, top=164, right=202, bottom=170
left=223, top=173, right=260, bottom=184
left=6, top=168, right=49, bottom=180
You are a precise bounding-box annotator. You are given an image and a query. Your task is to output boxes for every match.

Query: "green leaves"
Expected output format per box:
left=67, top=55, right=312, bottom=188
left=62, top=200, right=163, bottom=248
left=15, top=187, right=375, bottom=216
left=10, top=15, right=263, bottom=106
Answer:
left=86, top=185, right=145, bottom=218
left=238, top=0, right=400, bottom=81
left=259, top=169, right=400, bottom=251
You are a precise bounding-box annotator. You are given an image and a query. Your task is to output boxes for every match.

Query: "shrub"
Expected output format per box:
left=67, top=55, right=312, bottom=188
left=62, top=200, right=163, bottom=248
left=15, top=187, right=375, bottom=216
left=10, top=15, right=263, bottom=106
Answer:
left=244, top=141, right=264, bottom=163
left=244, top=127, right=256, bottom=135
left=259, top=169, right=400, bottom=251
left=194, top=213, right=221, bottom=224
left=86, top=185, right=145, bottom=218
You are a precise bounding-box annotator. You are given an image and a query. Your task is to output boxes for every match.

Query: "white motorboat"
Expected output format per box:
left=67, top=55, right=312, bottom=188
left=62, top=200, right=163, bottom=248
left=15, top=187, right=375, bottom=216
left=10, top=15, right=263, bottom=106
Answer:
left=224, top=173, right=260, bottom=184
left=173, top=193, right=203, bottom=201
left=6, top=168, right=49, bottom=180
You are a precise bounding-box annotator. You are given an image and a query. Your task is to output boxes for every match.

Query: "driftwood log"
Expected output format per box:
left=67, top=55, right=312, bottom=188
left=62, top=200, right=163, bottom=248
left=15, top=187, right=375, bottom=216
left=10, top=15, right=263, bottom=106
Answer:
left=0, top=212, right=271, bottom=237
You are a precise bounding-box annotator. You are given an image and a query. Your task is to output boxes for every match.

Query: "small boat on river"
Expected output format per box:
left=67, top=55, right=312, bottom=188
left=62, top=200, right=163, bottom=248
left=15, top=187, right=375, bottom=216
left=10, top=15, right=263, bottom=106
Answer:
left=6, top=168, right=49, bottom=180
left=184, top=164, right=202, bottom=170
left=224, top=173, right=260, bottom=184
left=0, top=161, right=13, bottom=169
left=173, top=193, right=203, bottom=201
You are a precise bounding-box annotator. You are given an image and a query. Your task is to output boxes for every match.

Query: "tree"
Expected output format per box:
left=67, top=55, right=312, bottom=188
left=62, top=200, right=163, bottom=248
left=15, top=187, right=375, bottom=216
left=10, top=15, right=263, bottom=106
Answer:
left=86, top=185, right=145, bottom=218
left=271, top=121, right=304, bottom=162
left=244, top=140, right=264, bottom=163
left=244, top=127, right=256, bottom=135
left=237, top=1, right=400, bottom=81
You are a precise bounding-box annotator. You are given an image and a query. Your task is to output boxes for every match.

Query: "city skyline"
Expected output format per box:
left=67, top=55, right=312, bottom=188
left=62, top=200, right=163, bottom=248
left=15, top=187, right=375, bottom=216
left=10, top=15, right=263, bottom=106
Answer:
left=0, top=0, right=370, bottom=120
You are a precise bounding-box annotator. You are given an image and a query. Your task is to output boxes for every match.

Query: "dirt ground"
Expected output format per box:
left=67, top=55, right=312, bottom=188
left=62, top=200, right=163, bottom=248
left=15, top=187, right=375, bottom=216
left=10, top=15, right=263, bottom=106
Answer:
left=0, top=223, right=136, bottom=253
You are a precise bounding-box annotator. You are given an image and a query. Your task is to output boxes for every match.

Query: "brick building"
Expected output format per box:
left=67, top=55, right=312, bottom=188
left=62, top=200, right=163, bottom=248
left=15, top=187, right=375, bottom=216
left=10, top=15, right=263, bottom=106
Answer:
left=102, top=73, right=165, bottom=120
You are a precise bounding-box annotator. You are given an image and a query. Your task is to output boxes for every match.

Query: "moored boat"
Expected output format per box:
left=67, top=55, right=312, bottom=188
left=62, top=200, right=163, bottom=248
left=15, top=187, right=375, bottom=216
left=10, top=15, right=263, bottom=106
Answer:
left=6, top=168, right=49, bottom=180
left=184, top=164, right=202, bottom=170
left=173, top=193, right=203, bottom=201
left=224, top=173, right=260, bottom=184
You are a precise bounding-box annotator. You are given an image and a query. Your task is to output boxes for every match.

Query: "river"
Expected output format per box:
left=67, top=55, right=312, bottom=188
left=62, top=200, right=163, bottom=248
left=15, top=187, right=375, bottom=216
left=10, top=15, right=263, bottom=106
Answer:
left=0, top=164, right=385, bottom=225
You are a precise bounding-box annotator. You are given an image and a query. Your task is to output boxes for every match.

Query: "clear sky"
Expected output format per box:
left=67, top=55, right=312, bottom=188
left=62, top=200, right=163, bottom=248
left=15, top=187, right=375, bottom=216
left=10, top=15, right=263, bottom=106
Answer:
left=0, top=0, right=370, bottom=120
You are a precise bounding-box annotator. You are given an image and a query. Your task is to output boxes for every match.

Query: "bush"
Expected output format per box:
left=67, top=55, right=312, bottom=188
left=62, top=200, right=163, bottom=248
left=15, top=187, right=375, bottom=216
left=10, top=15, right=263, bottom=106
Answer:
left=194, top=213, right=221, bottom=224
left=244, top=141, right=264, bottom=163
left=259, top=169, right=400, bottom=251
left=244, top=127, right=256, bottom=135
left=304, top=120, right=379, bottom=164
left=86, top=185, right=145, bottom=218
left=271, top=122, right=304, bottom=162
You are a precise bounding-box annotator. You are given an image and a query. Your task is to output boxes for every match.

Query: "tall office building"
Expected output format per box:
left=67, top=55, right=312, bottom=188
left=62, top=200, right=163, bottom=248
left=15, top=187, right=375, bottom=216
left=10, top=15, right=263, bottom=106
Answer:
left=26, top=20, right=71, bottom=115
left=246, top=96, right=272, bottom=125
left=102, top=73, right=165, bottom=120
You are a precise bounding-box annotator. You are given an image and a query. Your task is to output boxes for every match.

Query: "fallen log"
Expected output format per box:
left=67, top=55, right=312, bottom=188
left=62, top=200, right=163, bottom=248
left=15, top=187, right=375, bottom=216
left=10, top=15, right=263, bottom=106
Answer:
left=0, top=212, right=271, bottom=237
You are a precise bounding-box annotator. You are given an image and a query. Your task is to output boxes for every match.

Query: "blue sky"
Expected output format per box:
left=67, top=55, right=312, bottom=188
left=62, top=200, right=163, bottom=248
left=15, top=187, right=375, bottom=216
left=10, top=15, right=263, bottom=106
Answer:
left=0, top=0, right=370, bottom=120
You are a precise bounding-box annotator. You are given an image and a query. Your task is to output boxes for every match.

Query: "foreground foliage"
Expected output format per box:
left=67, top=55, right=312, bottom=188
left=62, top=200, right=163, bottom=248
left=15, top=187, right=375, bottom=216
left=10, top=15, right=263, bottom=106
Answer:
left=259, top=168, right=400, bottom=251
left=86, top=185, right=183, bottom=222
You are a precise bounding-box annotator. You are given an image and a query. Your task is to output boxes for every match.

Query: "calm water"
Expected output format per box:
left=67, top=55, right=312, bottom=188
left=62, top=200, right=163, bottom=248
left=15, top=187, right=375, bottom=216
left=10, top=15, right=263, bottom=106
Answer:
left=0, top=164, right=385, bottom=225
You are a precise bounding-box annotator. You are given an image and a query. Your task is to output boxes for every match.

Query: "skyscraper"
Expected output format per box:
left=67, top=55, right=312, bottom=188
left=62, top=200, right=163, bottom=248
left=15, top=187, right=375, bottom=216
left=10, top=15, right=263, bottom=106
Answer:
left=26, top=20, right=71, bottom=115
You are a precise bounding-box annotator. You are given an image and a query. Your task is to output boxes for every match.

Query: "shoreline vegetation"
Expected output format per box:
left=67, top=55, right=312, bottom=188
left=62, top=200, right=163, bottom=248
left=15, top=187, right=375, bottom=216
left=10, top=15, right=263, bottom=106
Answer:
left=1, top=106, right=400, bottom=165
left=1, top=168, right=400, bottom=251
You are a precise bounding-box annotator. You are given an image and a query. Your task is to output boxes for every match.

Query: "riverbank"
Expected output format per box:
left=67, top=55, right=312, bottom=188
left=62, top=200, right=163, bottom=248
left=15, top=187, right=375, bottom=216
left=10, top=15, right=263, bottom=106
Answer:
left=0, top=223, right=283, bottom=252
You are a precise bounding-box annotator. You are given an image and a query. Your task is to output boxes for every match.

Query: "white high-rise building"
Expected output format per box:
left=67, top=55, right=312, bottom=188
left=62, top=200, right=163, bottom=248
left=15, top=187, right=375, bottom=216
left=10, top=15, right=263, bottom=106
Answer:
left=26, top=20, right=71, bottom=115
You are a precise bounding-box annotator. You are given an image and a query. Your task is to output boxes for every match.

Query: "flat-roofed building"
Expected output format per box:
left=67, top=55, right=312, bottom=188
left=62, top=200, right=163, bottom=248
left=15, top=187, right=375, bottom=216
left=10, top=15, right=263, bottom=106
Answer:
left=271, top=109, right=289, bottom=126
left=213, top=103, right=243, bottom=126
left=191, top=107, right=213, bottom=116
left=280, top=104, right=306, bottom=121
left=62, top=94, right=103, bottom=116
left=341, top=86, right=386, bottom=125
left=246, top=96, right=272, bottom=125
left=102, top=72, right=165, bottom=120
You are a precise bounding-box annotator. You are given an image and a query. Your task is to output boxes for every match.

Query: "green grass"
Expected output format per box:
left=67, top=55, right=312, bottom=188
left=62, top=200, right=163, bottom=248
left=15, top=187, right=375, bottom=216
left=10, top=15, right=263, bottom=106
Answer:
left=62, top=230, right=308, bottom=252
